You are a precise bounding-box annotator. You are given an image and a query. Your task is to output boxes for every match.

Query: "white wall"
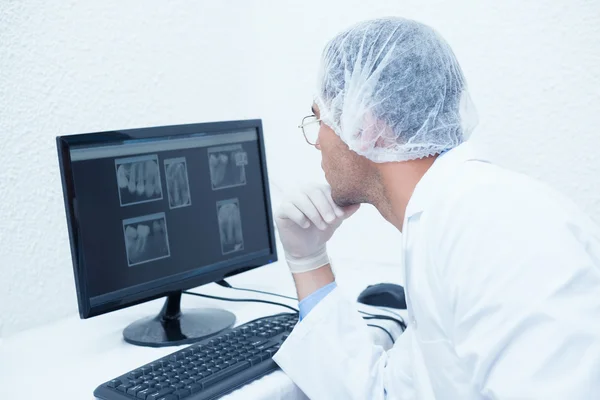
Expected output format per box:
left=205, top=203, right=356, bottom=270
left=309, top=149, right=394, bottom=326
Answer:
left=1, top=0, right=599, bottom=338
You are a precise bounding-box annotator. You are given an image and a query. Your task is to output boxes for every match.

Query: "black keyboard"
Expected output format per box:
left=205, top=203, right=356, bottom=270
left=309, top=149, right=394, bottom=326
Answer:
left=94, top=313, right=298, bottom=400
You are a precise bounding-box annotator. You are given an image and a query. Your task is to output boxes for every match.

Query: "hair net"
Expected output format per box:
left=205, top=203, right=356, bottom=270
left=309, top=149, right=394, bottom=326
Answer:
left=315, top=17, right=478, bottom=163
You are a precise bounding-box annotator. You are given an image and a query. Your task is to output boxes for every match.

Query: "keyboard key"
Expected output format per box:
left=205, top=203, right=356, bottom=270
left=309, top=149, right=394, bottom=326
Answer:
left=127, top=384, right=148, bottom=395
left=256, top=341, right=278, bottom=351
left=259, top=352, right=271, bottom=361
left=186, top=383, right=202, bottom=394
left=200, top=371, right=213, bottom=378
left=181, top=350, right=192, bottom=358
left=198, top=361, right=251, bottom=389
left=266, top=348, right=278, bottom=356
left=181, top=379, right=194, bottom=386
left=117, top=383, right=134, bottom=392
left=132, top=378, right=144, bottom=385
left=129, top=370, right=143, bottom=379
left=148, top=387, right=175, bottom=399
left=137, top=387, right=158, bottom=399
left=155, top=395, right=177, bottom=400
left=248, top=356, right=262, bottom=366
left=173, top=388, right=190, bottom=398
left=107, top=379, right=122, bottom=388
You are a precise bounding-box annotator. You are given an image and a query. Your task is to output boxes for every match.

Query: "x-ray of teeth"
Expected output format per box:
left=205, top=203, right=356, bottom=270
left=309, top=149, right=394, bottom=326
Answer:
left=115, top=154, right=163, bottom=207
left=164, top=157, right=192, bottom=209
left=208, top=144, right=247, bottom=190
left=123, top=212, right=170, bottom=266
left=217, top=198, right=244, bottom=255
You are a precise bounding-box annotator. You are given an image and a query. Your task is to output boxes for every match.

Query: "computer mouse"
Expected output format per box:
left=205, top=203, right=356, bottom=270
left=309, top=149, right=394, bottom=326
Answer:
left=357, top=283, right=407, bottom=309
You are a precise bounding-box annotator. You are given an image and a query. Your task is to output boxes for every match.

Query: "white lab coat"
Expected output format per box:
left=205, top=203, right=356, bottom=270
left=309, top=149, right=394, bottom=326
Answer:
left=273, top=142, right=600, bottom=399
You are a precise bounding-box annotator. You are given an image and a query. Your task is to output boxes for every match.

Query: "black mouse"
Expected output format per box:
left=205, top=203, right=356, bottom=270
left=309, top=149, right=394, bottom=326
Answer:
left=357, top=283, right=407, bottom=309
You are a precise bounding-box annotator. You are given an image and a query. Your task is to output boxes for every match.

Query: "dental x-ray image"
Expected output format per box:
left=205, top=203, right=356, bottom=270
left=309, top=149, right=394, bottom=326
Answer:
left=164, top=157, right=192, bottom=209
left=115, top=154, right=163, bottom=206
left=123, top=212, right=171, bottom=266
left=208, top=144, right=248, bottom=190
left=217, top=198, right=244, bottom=255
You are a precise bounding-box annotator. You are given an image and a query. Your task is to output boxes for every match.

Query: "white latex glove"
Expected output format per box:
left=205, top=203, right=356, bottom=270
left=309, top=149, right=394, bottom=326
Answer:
left=275, top=185, right=360, bottom=273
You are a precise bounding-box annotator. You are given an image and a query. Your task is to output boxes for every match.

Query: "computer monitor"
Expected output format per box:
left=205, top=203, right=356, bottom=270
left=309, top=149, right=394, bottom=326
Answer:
left=56, top=119, right=278, bottom=347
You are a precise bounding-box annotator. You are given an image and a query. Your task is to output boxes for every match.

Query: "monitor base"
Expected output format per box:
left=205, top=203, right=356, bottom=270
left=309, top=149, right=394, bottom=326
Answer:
left=123, top=291, right=235, bottom=347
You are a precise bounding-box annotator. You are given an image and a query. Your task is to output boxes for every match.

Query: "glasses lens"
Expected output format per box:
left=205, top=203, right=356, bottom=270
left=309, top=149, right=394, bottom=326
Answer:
left=302, top=116, right=320, bottom=145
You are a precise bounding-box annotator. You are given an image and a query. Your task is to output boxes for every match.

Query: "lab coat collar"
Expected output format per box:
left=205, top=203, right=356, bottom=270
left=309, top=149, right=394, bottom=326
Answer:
left=403, top=141, right=490, bottom=224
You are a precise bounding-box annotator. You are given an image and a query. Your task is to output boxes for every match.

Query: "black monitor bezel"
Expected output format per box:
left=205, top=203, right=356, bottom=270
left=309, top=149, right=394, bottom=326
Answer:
left=56, top=119, right=278, bottom=319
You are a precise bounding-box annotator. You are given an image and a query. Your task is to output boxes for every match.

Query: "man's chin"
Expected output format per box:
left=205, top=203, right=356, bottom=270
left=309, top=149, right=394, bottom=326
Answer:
left=331, top=188, right=358, bottom=208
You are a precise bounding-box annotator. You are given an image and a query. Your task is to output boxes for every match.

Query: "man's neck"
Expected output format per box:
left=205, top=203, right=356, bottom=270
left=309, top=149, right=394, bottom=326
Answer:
left=371, top=156, right=438, bottom=232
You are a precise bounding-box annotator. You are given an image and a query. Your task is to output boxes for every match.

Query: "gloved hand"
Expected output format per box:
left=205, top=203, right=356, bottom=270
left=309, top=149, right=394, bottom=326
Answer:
left=275, top=185, right=360, bottom=274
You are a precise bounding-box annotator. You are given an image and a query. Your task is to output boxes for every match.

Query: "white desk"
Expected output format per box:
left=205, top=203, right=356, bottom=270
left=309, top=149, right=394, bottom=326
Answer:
left=0, top=261, right=406, bottom=399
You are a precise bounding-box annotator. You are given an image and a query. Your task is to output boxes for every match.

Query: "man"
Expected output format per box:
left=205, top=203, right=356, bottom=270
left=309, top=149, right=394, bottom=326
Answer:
left=272, top=17, right=600, bottom=399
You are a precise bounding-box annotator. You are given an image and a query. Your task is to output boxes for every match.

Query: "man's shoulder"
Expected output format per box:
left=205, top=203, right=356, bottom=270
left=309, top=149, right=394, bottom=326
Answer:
left=423, top=160, right=581, bottom=235
left=441, top=161, right=560, bottom=212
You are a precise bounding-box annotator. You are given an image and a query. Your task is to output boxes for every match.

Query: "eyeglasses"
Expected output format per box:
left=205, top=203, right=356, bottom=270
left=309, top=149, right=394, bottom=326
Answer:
left=298, top=115, right=321, bottom=146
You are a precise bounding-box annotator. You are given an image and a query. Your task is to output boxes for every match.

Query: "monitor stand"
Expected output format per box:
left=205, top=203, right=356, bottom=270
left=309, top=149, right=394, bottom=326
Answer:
left=123, top=291, right=236, bottom=347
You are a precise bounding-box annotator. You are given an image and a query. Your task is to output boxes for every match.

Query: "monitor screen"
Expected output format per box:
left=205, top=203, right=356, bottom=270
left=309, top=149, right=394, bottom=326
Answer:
left=57, top=120, right=277, bottom=318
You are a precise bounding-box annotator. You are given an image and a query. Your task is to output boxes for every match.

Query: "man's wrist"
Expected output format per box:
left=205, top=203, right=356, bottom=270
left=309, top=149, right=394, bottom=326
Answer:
left=292, top=263, right=335, bottom=301
left=285, top=246, right=330, bottom=274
